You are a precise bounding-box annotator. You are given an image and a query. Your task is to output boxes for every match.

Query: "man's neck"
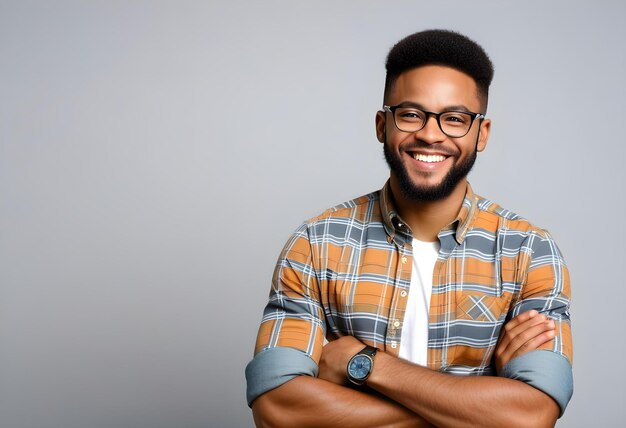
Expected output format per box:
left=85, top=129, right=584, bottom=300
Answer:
left=389, top=176, right=467, bottom=242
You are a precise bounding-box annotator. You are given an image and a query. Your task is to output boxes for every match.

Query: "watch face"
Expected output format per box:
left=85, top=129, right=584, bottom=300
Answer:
left=348, top=355, right=372, bottom=380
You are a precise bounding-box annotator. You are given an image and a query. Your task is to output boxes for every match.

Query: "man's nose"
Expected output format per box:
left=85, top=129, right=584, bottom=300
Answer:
left=416, top=114, right=445, bottom=143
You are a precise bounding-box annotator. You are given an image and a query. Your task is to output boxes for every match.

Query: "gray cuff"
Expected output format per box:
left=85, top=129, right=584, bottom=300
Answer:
left=245, top=347, right=319, bottom=407
left=500, top=350, right=573, bottom=417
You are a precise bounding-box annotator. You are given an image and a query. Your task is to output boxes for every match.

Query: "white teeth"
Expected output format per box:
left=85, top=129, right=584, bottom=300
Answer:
left=413, top=153, right=446, bottom=163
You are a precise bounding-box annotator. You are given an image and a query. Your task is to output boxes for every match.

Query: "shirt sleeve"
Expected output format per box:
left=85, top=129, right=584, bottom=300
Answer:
left=245, top=223, right=326, bottom=406
left=500, top=229, right=573, bottom=416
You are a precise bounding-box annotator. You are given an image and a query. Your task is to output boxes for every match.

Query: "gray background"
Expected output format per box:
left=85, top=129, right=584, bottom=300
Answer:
left=1, top=1, right=624, bottom=427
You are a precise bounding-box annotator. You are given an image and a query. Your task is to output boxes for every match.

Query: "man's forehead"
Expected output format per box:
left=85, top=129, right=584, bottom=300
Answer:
left=388, top=65, right=482, bottom=109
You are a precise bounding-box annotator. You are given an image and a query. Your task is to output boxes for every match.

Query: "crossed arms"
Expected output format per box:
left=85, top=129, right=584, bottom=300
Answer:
left=251, top=311, right=562, bottom=428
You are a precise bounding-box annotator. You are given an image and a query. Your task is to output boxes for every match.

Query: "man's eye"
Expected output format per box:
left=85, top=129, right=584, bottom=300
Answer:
left=397, top=109, right=424, bottom=121
left=443, top=113, right=469, bottom=125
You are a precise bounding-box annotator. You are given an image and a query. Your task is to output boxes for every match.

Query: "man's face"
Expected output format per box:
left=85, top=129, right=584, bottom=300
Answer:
left=377, top=65, right=490, bottom=202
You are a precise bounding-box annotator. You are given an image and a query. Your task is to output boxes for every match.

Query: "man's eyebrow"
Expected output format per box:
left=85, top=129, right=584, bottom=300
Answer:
left=394, top=101, right=427, bottom=109
left=395, top=101, right=474, bottom=113
left=442, top=104, right=473, bottom=113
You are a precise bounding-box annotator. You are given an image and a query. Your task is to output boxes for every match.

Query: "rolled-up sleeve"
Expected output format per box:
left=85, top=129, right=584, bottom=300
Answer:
left=501, top=350, right=573, bottom=415
left=502, top=230, right=573, bottom=416
left=245, top=347, right=319, bottom=406
left=245, top=223, right=325, bottom=406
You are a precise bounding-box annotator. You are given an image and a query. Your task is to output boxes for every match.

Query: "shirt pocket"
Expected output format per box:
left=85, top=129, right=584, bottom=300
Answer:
left=457, top=294, right=510, bottom=323
left=447, top=294, right=512, bottom=368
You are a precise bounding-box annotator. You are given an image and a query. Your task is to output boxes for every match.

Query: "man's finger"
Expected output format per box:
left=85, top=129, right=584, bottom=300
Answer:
left=496, top=312, right=557, bottom=372
left=506, top=319, right=555, bottom=353
left=496, top=318, right=556, bottom=368
left=503, top=310, right=539, bottom=333
left=499, top=310, right=545, bottom=350
left=511, top=328, right=557, bottom=359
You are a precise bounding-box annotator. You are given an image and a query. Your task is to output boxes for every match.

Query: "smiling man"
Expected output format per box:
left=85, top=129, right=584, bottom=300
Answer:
left=246, top=30, right=573, bottom=427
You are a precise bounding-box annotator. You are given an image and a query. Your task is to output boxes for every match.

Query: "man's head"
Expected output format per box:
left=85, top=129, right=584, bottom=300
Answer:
left=377, top=30, right=494, bottom=202
left=384, top=29, right=494, bottom=112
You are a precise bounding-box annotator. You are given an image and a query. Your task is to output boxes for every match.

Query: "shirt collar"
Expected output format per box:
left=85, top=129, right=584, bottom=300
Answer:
left=380, top=180, right=478, bottom=245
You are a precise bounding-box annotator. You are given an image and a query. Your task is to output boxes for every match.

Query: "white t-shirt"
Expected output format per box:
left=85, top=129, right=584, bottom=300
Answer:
left=398, top=238, right=440, bottom=366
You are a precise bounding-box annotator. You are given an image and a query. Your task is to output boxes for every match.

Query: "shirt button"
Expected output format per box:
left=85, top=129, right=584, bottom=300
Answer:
left=400, top=290, right=407, bottom=297
left=402, top=256, right=407, bottom=264
left=393, top=320, right=400, bottom=327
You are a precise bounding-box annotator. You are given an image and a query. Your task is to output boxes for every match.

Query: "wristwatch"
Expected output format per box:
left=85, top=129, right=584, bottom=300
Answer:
left=347, top=345, right=378, bottom=385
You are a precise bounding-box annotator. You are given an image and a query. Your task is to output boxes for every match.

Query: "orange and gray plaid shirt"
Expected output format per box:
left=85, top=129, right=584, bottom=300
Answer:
left=246, top=182, right=573, bottom=413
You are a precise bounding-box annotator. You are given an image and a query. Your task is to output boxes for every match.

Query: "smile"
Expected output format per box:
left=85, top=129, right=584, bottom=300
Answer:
left=413, top=153, right=446, bottom=163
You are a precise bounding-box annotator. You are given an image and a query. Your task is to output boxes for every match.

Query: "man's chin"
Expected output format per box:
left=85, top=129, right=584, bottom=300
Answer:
left=401, top=185, right=451, bottom=202
left=397, top=175, right=464, bottom=202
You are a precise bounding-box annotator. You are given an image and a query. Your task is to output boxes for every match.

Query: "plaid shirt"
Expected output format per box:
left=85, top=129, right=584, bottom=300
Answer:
left=248, top=182, right=573, bottom=409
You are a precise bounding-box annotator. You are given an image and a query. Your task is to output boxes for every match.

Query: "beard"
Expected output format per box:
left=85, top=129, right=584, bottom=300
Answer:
left=383, top=140, right=477, bottom=202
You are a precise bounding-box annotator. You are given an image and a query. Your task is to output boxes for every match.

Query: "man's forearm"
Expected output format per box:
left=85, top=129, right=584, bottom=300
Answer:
left=368, top=352, right=559, bottom=428
left=252, top=375, right=433, bottom=428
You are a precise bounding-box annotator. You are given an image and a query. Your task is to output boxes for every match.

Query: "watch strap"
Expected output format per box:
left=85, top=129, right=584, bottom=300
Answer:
left=359, top=345, right=377, bottom=358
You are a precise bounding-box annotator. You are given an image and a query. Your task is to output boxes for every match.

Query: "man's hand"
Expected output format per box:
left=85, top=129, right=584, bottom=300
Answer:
left=318, top=335, right=366, bottom=385
left=495, top=310, right=556, bottom=373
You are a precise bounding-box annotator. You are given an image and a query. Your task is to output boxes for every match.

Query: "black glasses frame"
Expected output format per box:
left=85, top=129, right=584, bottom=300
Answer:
left=383, top=104, right=485, bottom=138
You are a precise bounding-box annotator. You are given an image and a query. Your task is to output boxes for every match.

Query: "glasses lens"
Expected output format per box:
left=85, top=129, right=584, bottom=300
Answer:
left=439, top=112, right=473, bottom=137
left=393, top=107, right=426, bottom=132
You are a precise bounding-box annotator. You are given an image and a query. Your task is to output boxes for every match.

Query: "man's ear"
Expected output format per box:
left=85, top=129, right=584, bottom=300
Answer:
left=375, top=111, right=386, bottom=143
left=476, top=118, right=491, bottom=152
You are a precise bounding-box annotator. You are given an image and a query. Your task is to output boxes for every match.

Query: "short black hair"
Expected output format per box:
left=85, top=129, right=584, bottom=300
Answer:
left=384, top=29, right=494, bottom=112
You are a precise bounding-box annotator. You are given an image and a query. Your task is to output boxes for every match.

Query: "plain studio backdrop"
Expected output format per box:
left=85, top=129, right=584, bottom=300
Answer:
left=1, top=1, right=624, bottom=427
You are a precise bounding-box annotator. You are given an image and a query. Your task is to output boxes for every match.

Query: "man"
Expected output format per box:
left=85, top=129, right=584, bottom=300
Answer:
left=246, top=29, right=573, bottom=427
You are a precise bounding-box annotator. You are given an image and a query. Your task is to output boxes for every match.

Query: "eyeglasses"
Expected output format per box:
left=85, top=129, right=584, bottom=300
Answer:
left=383, top=104, right=485, bottom=138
